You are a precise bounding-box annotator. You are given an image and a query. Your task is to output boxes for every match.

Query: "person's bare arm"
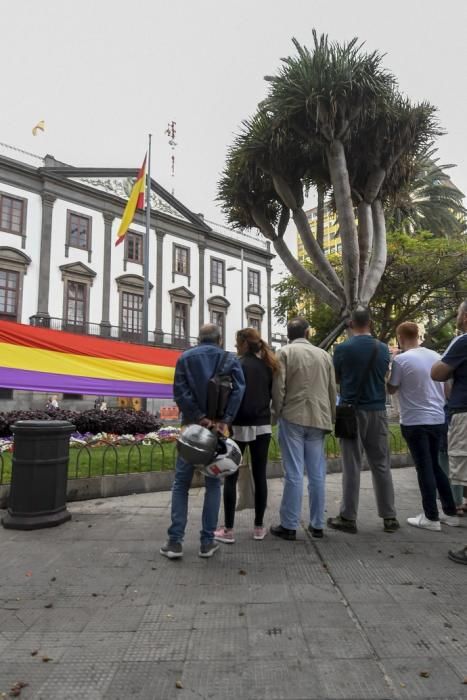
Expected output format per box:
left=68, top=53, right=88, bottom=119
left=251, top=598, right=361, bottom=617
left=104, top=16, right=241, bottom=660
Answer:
left=431, top=361, right=454, bottom=382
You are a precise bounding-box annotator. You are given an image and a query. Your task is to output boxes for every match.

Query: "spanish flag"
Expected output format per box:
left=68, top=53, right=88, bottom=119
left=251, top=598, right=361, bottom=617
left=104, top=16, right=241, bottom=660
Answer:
left=115, top=155, right=147, bottom=246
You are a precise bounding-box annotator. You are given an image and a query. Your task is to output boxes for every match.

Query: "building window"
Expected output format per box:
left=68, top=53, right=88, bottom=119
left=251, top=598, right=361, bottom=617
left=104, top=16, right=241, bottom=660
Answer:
left=63, top=393, right=83, bottom=400
left=169, top=286, right=194, bottom=348
left=173, top=245, right=190, bottom=276
left=0, top=388, right=13, bottom=399
left=121, top=291, right=143, bottom=338
left=210, top=258, right=225, bottom=287
left=174, top=302, right=189, bottom=339
left=0, top=194, right=26, bottom=235
left=248, top=269, right=260, bottom=296
left=125, top=232, right=143, bottom=264
left=211, top=309, right=225, bottom=346
left=0, top=269, right=19, bottom=320
left=248, top=316, right=261, bottom=332
left=65, top=280, right=87, bottom=331
left=67, top=211, right=91, bottom=250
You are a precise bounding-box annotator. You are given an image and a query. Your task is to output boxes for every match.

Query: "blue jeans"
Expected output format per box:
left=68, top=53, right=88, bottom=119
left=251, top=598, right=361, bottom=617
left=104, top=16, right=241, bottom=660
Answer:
left=168, top=455, right=221, bottom=545
left=278, top=418, right=327, bottom=530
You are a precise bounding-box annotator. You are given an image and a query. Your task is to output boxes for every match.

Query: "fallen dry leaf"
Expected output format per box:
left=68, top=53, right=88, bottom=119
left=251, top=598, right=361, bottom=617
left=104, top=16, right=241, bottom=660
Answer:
left=30, top=650, right=38, bottom=657
left=238, top=569, right=247, bottom=576
left=44, top=603, right=53, bottom=609
left=24, top=572, right=32, bottom=578
left=41, top=656, right=51, bottom=663
left=175, top=680, right=183, bottom=689
left=462, top=678, right=467, bottom=685
left=419, top=671, right=430, bottom=678
left=9, top=681, right=28, bottom=698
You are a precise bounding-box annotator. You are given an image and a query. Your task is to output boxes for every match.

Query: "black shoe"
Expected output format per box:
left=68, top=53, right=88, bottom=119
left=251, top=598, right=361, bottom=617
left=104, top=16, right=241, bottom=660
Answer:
left=383, top=518, right=400, bottom=533
left=308, top=525, right=323, bottom=539
left=327, top=515, right=357, bottom=534
left=270, top=524, right=296, bottom=541
left=160, top=541, right=183, bottom=559
left=199, top=541, right=220, bottom=558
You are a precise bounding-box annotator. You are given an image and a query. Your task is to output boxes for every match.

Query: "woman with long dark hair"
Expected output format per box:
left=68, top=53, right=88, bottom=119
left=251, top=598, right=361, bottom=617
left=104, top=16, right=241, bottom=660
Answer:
left=214, top=328, right=279, bottom=542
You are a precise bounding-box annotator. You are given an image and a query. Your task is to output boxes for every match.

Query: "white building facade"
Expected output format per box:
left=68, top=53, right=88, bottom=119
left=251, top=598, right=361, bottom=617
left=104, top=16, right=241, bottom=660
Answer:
left=0, top=145, right=273, bottom=407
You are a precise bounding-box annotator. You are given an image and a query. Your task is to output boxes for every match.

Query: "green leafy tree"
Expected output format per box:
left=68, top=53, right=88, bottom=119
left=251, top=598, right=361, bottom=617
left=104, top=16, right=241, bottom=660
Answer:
left=219, top=31, right=439, bottom=346
left=273, top=232, right=467, bottom=351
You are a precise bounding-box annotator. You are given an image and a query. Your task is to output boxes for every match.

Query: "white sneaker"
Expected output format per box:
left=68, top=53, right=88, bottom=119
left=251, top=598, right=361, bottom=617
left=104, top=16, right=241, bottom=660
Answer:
left=407, top=513, right=441, bottom=531
left=440, top=514, right=460, bottom=527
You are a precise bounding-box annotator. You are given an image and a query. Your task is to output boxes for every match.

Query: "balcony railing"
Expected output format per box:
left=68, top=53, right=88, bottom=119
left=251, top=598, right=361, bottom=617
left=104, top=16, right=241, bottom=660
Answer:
left=29, top=316, right=198, bottom=350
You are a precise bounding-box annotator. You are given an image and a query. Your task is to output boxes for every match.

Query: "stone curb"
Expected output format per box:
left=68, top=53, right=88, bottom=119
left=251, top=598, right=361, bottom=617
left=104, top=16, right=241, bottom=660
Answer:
left=0, top=454, right=412, bottom=508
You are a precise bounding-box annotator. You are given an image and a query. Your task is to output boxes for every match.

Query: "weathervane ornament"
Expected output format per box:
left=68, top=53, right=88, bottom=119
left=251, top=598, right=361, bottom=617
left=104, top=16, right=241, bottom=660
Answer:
left=165, top=121, right=177, bottom=195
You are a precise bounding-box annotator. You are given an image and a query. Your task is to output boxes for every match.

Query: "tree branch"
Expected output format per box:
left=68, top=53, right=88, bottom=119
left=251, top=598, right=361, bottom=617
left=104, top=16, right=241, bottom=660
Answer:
left=277, top=205, right=290, bottom=238
left=326, top=139, right=359, bottom=308
left=273, top=237, right=344, bottom=312
left=293, top=208, right=345, bottom=300
left=364, top=168, right=386, bottom=203
left=357, top=200, right=373, bottom=295
left=272, top=174, right=298, bottom=210
left=319, top=318, right=349, bottom=350
left=361, top=199, right=387, bottom=305
left=250, top=207, right=277, bottom=241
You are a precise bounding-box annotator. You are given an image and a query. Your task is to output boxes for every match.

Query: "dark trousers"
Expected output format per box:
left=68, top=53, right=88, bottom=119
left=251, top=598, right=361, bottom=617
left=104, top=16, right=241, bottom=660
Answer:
left=223, top=434, right=270, bottom=528
left=401, top=423, right=457, bottom=520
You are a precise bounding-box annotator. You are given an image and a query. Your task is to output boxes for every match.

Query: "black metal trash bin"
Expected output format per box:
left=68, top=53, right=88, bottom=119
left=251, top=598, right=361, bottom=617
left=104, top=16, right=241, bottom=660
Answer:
left=2, top=420, right=75, bottom=530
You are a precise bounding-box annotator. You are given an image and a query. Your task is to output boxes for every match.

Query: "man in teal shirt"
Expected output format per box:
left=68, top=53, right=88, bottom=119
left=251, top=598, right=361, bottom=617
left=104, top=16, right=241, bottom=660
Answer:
left=328, top=308, right=399, bottom=534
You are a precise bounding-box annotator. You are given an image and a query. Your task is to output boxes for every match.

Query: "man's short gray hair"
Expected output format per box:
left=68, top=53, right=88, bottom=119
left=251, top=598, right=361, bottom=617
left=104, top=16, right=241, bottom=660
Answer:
left=198, top=323, right=221, bottom=344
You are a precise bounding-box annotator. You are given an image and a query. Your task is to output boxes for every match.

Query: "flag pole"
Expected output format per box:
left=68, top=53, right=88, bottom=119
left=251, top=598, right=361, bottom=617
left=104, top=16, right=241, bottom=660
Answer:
left=142, top=134, right=152, bottom=345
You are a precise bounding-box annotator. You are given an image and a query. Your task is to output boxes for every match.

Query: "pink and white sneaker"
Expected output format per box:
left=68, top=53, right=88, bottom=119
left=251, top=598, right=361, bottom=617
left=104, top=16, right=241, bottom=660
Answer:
left=214, top=527, right=235, bottom=544
left=253, top=526, right=267, bottom=540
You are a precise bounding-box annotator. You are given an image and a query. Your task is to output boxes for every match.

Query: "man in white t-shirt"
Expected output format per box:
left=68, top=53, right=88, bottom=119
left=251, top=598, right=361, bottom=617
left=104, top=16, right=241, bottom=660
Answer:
left=388, top=322, right=458, bottom=530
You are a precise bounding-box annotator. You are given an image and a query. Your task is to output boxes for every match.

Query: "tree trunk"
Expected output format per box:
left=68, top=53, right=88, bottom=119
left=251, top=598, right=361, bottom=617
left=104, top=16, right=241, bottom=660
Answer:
left=326, top=139, right=359, bottom=309
left=293, top=208, right=345, bottom=300
left=361, top=199, right=387, bottom=305
left=357, top=200, right=373, bottom=296
left=272, top=237, right=343, bottom=312
left=317, top=184, right=325, bottom=251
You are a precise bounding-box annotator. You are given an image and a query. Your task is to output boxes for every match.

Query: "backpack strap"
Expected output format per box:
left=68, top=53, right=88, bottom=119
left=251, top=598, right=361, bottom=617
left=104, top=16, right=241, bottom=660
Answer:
left=216, top=351, right=230, bottom=375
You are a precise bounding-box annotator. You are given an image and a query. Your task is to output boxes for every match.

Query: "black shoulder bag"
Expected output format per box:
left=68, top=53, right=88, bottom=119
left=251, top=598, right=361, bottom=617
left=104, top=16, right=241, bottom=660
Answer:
left=334, top=341, right=379, bottom=439
left=206, top=351, right=233, bottom=420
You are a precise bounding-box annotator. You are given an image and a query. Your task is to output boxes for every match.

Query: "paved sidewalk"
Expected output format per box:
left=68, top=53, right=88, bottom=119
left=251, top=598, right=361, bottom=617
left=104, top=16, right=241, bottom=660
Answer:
left=1, top=468, right=467, bottom=700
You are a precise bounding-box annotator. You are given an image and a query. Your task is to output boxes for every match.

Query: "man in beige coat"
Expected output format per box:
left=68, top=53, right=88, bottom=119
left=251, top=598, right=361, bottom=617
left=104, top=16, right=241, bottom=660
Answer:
left=271, top=317, right=336, bottom=540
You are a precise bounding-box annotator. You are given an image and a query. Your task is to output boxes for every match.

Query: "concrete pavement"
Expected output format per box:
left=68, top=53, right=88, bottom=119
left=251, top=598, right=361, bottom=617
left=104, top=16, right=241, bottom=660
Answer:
left=1, top=468, right=467, bottom=700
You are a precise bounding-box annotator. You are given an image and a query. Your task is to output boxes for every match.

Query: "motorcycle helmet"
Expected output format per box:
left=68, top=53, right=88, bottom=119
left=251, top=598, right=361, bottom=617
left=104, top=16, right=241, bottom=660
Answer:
left=199, top=437, right=242, bottom=479
left=176, top=424, right=218, bottom=466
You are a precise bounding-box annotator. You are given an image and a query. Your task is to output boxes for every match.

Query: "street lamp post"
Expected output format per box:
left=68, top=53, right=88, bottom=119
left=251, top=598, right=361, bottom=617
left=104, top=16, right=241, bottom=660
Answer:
left=227, top=248, right=244, bottom=327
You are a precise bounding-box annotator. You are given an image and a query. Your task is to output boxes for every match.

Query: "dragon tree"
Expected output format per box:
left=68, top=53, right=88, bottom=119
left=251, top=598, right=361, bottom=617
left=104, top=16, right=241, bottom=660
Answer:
left=218, top=31, right=440, bottom=346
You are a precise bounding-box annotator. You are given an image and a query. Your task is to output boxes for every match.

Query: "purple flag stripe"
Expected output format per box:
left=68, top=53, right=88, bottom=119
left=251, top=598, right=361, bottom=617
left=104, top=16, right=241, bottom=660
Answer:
left=0, top=367, right=174, bottom=399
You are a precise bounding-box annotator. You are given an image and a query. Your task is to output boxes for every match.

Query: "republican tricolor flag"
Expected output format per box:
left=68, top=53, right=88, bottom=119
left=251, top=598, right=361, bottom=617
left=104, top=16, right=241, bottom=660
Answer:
left=115, top=155, right=147, bottom=246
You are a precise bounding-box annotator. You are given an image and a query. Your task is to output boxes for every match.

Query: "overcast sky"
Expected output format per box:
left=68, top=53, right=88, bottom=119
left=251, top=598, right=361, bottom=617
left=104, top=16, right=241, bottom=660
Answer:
left=2, top=0, right=466, bottom=245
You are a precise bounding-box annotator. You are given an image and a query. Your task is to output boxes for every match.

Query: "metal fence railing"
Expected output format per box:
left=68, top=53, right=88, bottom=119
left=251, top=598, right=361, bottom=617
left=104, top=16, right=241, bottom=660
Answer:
left=0, top=432, right=409, bottom=486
